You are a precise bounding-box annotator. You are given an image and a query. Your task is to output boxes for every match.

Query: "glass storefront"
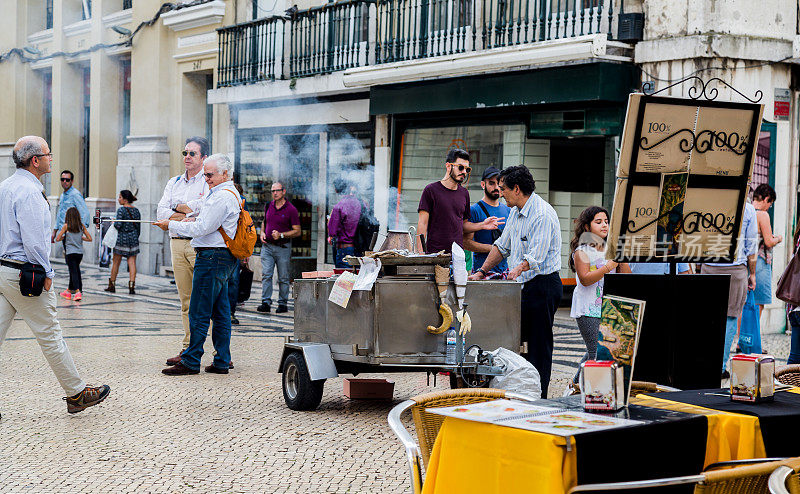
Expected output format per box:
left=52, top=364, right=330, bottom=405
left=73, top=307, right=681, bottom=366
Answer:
left=393, top=122, right=611, bottom=279
left=236, top=125, right=373, bottom=266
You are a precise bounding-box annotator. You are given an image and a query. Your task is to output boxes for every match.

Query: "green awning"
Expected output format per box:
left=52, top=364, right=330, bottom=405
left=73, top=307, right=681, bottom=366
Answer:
left=369, top=61, right=639, bottom=115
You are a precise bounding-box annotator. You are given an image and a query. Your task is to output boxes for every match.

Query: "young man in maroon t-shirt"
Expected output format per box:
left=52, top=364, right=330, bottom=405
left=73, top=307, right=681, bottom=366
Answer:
left=258, top=182, right=301, bottom=313
left=416, top=148, right=503, bottom=254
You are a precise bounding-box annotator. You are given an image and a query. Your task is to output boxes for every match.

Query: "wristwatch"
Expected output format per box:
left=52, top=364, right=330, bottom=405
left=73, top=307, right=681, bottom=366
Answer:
left=280, top=233, right=284, bottom=239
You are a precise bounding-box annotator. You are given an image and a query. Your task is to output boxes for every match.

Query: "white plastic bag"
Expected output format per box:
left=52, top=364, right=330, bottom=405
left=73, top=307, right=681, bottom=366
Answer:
left=488, top=347, right=542, bottom=398
left=101, top=226, right=118, bottom=249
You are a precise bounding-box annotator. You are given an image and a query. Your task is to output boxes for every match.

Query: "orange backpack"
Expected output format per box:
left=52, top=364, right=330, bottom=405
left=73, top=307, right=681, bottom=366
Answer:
left=217, top=189, right=257, bottom=259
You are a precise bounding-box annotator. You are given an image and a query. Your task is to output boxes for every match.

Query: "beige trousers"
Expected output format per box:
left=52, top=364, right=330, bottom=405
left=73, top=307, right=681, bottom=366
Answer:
left=0, top=265, right=85, bottom=396
left=170, top=238, right=196, bottom=349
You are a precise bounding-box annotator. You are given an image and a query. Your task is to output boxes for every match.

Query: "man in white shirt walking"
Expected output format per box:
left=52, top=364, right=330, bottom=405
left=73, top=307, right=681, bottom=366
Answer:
left=0, top=136, right=110, bottom=414
left=156, top=137, right=210, bottom=366
left=155, top=154, right=240, bottom=375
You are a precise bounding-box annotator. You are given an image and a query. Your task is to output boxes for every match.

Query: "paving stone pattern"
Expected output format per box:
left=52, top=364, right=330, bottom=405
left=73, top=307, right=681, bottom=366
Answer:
left=0, top=261, right=791, bottom=492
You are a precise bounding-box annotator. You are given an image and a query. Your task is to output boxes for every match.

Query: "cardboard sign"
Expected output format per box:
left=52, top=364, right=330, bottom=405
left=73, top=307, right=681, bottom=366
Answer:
left=608, top=93, right=763, bottom=263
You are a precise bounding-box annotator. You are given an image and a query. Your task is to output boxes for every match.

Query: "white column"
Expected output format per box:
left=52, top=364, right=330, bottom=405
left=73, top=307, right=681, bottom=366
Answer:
left=374, top=114, right=391, bottom=237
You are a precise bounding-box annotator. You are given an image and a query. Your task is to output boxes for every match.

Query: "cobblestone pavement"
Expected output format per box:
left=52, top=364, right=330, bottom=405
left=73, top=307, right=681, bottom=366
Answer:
left=0, top=261, right=791, bottom=492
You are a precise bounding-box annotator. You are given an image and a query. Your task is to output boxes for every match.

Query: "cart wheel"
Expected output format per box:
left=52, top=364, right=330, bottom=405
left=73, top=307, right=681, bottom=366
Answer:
left=282, top=351, right=324, bottom=411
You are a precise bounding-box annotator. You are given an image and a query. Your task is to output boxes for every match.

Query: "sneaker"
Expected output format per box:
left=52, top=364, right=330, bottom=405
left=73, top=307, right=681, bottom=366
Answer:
left=73, top=291, right=82, bottom=302
left=721, top=370, right=730, bottom=379
left=231, top=315, right=240, bottom=325
left=257, top=303, right=271, bottom=313
left=276, top=305, right=289, bottom=313
left=59, top=290, right=72, bottom=300
left=64, top=385, right=111, bottom=414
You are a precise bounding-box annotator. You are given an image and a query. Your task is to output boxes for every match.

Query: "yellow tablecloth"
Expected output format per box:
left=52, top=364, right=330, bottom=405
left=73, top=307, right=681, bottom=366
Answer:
left=422, top=397, right=767, bottom=494
left=421, top=417, right=577, bottom=494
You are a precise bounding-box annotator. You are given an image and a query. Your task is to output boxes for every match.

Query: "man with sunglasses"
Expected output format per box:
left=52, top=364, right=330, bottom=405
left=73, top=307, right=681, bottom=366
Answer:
left=416, top=148, right=503, bottom=255
left=156, top=136, right=210, bottom=366
left=52, top=170, right=89, bottom=245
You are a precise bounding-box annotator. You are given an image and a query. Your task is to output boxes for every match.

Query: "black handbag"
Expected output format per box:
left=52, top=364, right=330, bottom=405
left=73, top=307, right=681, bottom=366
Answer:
left=19, top=262, right=46, bottom=297
left=238, top=264, right=254, bottom=304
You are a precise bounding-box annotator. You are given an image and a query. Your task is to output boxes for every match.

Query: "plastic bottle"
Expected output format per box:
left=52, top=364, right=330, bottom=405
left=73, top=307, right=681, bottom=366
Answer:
left=445, top=327, right=457, bottom=365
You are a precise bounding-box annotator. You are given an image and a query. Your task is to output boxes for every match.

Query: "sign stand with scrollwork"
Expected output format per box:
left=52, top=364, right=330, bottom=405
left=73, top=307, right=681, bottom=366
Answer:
left=608, top=77, right=764, bottom=266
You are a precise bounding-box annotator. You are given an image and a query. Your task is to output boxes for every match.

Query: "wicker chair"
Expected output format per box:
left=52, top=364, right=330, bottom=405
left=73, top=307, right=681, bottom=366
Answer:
left=768, top=460, right=800, bottom=493
left=774, top=365, right=800, bottom=387
left=387, top=388, right=538, bottom=494
left=568, top=457, right=800, bottom=493
left=628, top=381, right=681, bottom=397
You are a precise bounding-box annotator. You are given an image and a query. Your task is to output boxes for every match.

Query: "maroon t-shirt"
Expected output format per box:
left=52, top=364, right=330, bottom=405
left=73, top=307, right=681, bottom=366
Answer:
left=418, top=181, right=470, bottom=254
left=264, top=200, right=300, bottom=245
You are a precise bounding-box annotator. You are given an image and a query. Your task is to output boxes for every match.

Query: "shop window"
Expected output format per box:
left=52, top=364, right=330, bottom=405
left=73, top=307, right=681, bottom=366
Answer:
left=120, top=58, right=131, bottom=147
left=395, top=124, right=519, bottom=229
left=82, top=0, right=92, bottom=20
left=325, top=130, right=373, bottom=264
left=45, top=0, right=54, bottom=29
left=548, top=137, right=605, bottom=193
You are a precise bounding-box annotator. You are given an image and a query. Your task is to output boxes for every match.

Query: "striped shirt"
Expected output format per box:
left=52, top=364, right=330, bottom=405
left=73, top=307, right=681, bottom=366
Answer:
left=493, top=193, right=561, bottom=283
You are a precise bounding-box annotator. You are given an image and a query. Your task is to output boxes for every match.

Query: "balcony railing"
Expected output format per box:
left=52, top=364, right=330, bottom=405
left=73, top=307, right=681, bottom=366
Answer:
left=216, top=0, right=618, bottom=87
left=376, top=0, right=614, bottom=63
left=218, top=16, right=286, bottom=86
left=289, top=0, right=371, bottom=78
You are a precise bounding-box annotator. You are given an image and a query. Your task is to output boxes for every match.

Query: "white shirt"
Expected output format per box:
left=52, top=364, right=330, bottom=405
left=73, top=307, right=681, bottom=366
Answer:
left=493, top=193, right=562, bottom=283
left=169, top=181, right=240, bottom=248
left=156, top=169, right=209, bottom=237
left=570, top=245, right=612, bottom=319
left=0, top=168, right=55, bottom=278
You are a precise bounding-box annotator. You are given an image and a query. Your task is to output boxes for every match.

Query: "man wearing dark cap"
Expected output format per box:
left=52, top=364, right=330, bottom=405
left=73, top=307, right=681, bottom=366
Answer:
left=464, top=166, right=510, bottom=278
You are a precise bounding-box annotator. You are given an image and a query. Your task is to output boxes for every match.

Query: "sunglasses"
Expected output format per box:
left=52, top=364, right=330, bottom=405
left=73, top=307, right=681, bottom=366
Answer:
left=203, top=172, right=215, bottom=178
left=449, top=163, right=471, bottom=174
left=182, top=150, right=201, bottom=157
left=60, top=177, right=72, bottom=182
left=271, top=188, right=284, bottom=192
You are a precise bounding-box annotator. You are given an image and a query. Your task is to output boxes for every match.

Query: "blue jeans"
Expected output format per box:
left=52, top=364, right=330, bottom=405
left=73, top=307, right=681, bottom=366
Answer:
left=228, top=261, right=241, bottom=316
left=789, top=311, right=800, bottom=365
left=181, top=249, right=238, bottom=371
left=334, top=246, right=355, bottom=268
left=722, top=316, right=738, bottom=371
left=261, top=243, right=291, bottom=306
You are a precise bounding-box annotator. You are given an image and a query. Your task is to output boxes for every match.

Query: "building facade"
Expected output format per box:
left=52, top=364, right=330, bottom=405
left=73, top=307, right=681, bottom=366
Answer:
left=1, top=0, right=798, bottom=330
left=0, top=0, right=235, bottom=273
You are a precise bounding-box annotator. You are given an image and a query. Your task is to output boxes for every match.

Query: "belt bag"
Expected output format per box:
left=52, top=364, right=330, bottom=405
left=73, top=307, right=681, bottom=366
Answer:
left=20, top=263, right=46, bottom=297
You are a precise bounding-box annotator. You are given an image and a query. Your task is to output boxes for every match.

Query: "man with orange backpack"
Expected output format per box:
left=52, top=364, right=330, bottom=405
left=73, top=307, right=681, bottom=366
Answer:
left=154, top=154, right=255, bottom=376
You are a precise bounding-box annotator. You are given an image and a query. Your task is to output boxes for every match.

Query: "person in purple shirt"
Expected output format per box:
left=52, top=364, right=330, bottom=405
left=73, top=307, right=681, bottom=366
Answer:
left=327, top=179, right=362, bottom=268
left=416, top=148, right=503, bottom=254
left=258, top=182, right=301, bottom=313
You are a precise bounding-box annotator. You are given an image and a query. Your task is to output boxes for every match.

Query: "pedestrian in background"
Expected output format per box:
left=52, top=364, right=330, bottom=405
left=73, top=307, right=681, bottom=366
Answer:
left=0, top=135, right=109, bottom=414
left=55, top=207, right=92, bottom=301
left=52, top=169, right=89, bottom=245
left=104, top=190, right=140, bottom=295
left=569, top=206, right=630, bottom=385
left=327, top=179, right=361, bottom=268
left=258, top=182, right=300, bottom=314
left=157, top=136, right=210, bottom=366
left=155, top=154, right=241, bottom=376
left=753, top=184, right=782, bottom=315
left=464, top=166, right=510, bottom=278
left=701, top=201, right=758, bottom=378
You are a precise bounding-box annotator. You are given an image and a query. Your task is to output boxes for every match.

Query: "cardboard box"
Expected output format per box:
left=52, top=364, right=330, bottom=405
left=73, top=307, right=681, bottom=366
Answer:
left=301, top=271, right=335, bottom=279
left=343, top=378, right=395, bottom=400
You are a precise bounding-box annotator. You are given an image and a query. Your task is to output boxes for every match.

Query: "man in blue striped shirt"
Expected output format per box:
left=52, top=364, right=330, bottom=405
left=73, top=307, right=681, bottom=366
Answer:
left=469, top=166, right=562, bottom=397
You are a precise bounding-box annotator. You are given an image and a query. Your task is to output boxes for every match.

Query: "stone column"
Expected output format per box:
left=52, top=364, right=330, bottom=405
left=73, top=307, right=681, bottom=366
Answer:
left=373, top=114, right=390, bottom=237
left=0, top=143, right=15, bottom=181
left=117, top=136, right=171, bottom=275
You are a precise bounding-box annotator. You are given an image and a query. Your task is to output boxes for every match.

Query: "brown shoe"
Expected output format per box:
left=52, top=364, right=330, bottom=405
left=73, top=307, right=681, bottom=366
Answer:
left=205, top=365, right=229, bottom=374
left=166, top=351, right=183, bottom=366
left=162, top=362, right=199, bottom=376
left=64, top=385, right=111, bottom=414
left=228, top=361, right=234, bottom=370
